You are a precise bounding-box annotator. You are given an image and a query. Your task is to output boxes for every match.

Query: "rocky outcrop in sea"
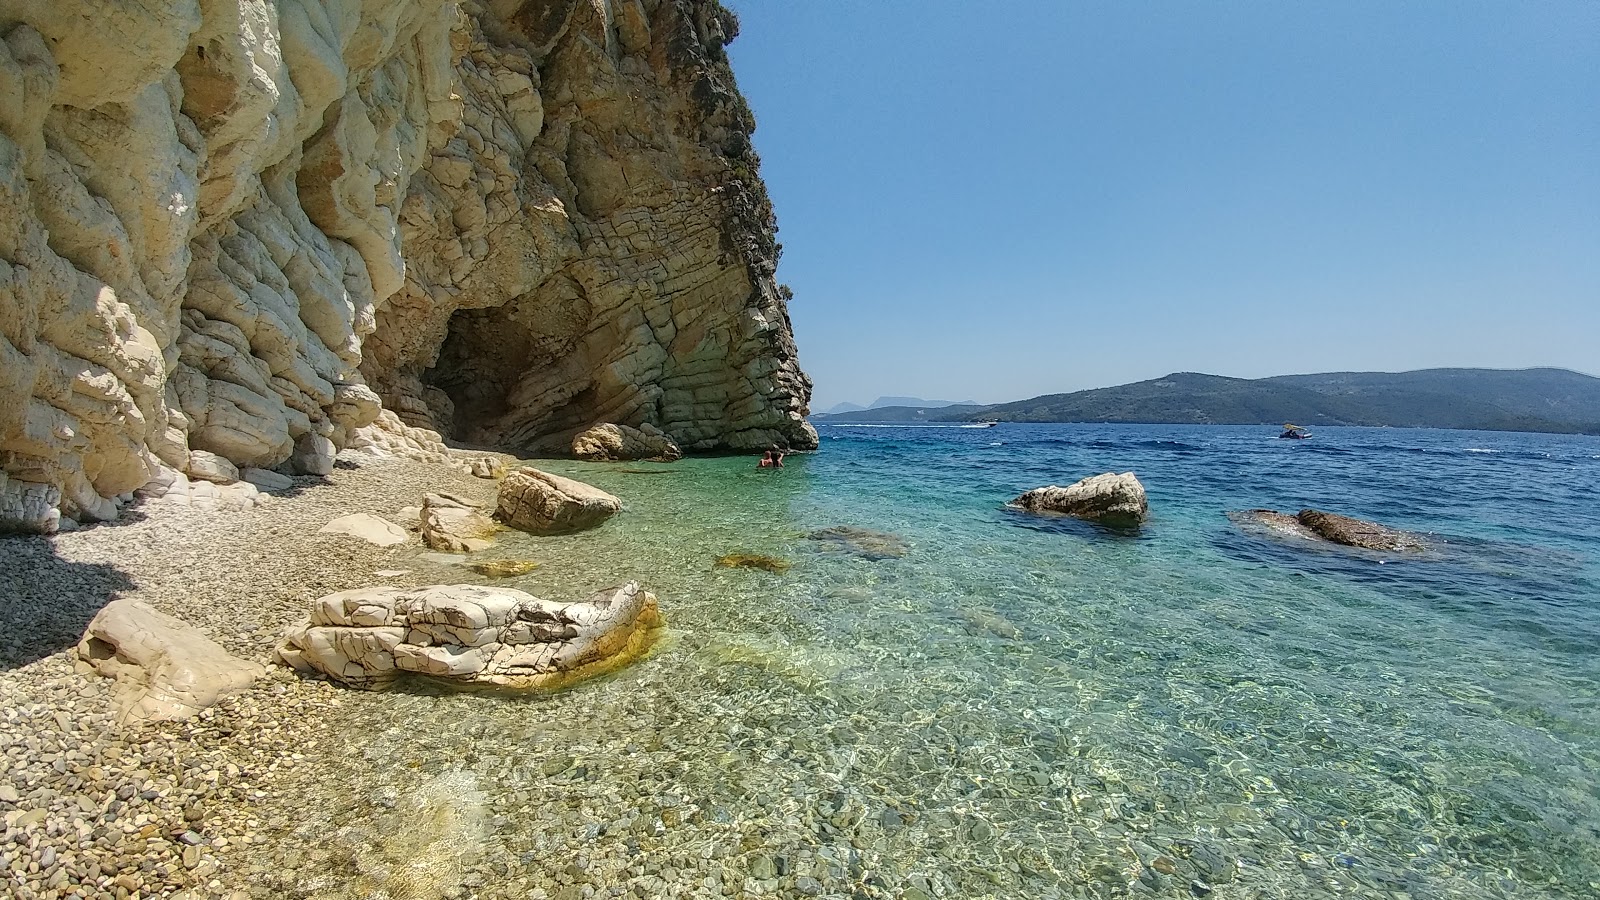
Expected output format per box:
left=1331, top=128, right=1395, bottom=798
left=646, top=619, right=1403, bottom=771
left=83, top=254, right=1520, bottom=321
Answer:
left=0, top=0, right=815, bottom=533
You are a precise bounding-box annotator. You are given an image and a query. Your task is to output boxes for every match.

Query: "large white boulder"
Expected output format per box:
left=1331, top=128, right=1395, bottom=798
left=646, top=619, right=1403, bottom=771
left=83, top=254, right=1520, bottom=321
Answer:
left=76, top=599, right=264, bottom=723
left=495, top=468, right=621, bottom=535
left=276, top=582, right=663, bottom=690
left=1011, top=472, right=1149, bottom=529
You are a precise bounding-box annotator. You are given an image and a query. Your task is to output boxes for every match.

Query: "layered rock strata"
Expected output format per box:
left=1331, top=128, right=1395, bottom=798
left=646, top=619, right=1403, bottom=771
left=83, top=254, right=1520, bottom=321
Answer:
left=572, top=422, right=682, bottom=461
left=275, top=581, right=663, bottom=689
left=0, top=0, right=813, bottom=532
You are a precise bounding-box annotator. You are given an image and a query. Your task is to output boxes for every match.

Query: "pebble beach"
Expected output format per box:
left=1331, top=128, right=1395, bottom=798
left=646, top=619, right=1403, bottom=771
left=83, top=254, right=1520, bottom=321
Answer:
left=0, top=456, right=508, bottom=900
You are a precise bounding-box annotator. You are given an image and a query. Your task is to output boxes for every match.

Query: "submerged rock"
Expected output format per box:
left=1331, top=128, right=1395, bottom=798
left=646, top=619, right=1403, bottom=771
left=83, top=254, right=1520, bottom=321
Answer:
left=715, top=553, right=791, bottom=573
left=276, top=582, right=663, bottom=690
left=1230, top=508, right=1428, bottom=553
left=573, top=423, right=683, bottom=462
left=807, top=526, right=909, bottom=560
left=495, top=467, right=622, bottom=535
left=320, top=513, right=409, bottom=547
left=1296, top=509, right=1427, bottom=552
left=470, top=559, right=540, bottom=578
left=420, top=492, right=498, bottom=553
left=1011, top=472, right=1148, bottom=528
left=76, top=599, right=264, bottom=724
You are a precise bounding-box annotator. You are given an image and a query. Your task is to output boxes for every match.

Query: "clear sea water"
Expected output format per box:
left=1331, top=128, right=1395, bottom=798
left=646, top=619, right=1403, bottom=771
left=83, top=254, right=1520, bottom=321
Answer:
left=269, top=424, right=1600, bottom=899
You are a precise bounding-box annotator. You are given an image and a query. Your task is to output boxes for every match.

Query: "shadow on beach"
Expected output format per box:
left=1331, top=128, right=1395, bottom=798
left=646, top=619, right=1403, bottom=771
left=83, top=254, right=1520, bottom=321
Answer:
left=0, top=535, right=134, bottom=670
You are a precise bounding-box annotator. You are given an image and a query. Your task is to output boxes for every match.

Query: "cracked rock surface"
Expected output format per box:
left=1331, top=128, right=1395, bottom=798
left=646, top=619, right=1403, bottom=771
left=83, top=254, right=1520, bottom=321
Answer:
left=276, top=581, right=663, bottom=689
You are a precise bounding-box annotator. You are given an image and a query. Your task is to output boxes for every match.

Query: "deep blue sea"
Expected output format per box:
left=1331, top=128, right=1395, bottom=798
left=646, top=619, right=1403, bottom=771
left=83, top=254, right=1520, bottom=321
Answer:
left=290, top=423, right=1600, bottom=898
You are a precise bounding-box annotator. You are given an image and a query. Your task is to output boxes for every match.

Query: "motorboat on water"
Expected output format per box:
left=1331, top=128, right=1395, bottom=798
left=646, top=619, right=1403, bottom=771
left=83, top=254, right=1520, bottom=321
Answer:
left=1279, top=423, right=1311, bottom=440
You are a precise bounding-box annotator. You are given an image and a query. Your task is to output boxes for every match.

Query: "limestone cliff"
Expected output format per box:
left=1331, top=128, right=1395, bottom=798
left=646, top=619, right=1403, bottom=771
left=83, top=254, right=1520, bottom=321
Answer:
left=0, top=0, right=814, bottom=533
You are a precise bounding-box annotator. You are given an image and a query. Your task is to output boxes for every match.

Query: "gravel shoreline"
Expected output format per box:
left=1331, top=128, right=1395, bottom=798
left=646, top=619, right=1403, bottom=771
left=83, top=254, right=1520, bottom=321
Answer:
left=0, top=455, right=507, bottom=899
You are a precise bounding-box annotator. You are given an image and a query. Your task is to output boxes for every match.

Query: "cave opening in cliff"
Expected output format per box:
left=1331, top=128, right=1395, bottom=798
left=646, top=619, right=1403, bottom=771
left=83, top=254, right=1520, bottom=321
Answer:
left=425, top=304, right=598, bottom=453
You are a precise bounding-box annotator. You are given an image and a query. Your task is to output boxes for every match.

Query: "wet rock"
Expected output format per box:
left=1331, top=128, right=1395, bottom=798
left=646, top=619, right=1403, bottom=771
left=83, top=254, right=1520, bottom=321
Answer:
left=806, top=526, right=908, bottom=560
left=75, top=599, right=264, bottom=723
left=1296, top=509, right=1427, bottom=552
left=1011, top=472, right=1148, bottom=528
left=276, top=582, right=663, bottom=690
left=1229, top=508, right=1427, bottom=553
left=714, top=553, right=791, bottom=573
left=469, top=559, right=540, bottom=578
left=573, top=423, right=683, bottom=462
left=495, top=468, right=622, bottom=535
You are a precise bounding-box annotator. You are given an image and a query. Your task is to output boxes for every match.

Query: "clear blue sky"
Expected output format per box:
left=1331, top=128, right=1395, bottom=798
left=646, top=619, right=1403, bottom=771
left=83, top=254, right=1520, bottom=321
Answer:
left=724, top=0, right=1600, bottom=411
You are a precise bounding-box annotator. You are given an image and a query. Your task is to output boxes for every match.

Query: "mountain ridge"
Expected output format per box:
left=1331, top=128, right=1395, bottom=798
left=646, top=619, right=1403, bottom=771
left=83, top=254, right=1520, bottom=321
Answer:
left=810, top=368, right=1600, bottom=434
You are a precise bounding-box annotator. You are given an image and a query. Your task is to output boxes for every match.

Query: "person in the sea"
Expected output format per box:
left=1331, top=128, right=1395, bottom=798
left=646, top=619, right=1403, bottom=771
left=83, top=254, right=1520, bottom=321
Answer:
left=757, top=446, right=785, bottom=469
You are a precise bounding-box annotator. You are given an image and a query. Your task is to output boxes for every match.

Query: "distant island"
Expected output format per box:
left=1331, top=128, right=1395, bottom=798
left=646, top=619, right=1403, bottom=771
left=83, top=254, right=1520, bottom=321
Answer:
left=810, top=368, right=1600, bottom=435
left=822, top=396, right=979, bottom=415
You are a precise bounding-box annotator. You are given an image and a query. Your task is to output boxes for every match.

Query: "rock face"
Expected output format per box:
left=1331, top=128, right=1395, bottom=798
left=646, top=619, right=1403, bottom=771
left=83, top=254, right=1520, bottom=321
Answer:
left=572, top=422, right=682, bottom=461
left=1012, top=472, right=1149, bottom=529
left=496, top=467, right=621, bottom=535
left=1230, top=508, right=1428, bottom=553
left=0, top=0, right=814, bottom=532
left=76, top=598, right=264, bottom=723
left=275, top=582, right=663, bottom=690
left=420, top=491, right=498, bottom=553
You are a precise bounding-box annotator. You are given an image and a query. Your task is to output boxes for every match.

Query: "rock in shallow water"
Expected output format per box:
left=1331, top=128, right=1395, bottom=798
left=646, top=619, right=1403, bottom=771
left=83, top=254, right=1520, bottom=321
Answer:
left=420, top=492, right=498, bottom=552
left=1011, top=472, right=1148, bottom=528
left=806, top=526, right=908, bottom=560
left=275, top=582, right=663, bottom=690
left=1229, top=508, right=1427, bottom=553
left=495, top=467, right=621, bottom=535
left=714, top=553, right=791, bottom=573
left=572, top=423, right=683, bottom=462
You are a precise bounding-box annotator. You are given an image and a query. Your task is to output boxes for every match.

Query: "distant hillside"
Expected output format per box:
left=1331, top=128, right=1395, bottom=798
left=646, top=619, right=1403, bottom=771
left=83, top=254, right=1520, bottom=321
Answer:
left=823, top=396, right=976, bottom=415
left=815, top=404, right=986, bottom=423
left=810, top=368, right=1600, bottom=434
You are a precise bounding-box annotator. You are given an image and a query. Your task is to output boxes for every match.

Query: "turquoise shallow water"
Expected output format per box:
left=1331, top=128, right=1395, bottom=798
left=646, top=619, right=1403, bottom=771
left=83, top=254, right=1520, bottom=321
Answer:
left=269, top=424, right=1600, bottom=899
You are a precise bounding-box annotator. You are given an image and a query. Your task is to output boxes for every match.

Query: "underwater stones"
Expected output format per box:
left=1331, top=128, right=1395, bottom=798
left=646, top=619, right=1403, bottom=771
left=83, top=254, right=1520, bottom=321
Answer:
left=75, top=599, right=264, bottom=724
left=806, top=526, right=909, bottom=560
left=1011, top=472, right=1148, bottom=528
left=714, top=553, right=791, bottom=573
left=275, top=582, right=663, bottom=690
left=320, top=513, right=409, bottom=547
left=420, top=492, right=498, bottom=553
left=572, top=423, right=683, bottom=462
left=1230, top=508, right=1427, bottom=553
left=470, top=559, right=540, bottom=578
left=496, top=467, right=621, bottom=535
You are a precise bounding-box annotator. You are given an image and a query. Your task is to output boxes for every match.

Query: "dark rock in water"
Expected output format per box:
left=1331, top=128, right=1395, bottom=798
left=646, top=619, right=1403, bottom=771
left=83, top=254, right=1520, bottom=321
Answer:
left=807, top=526, right=908, bottom=560
left=715, top=553, right=791, bottom=573
left=1296, top=509, right=1427, bottom=552
left=1229, top=509, right=1427, bottom=553
left=1011, top=472, right=1148, bottom=529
